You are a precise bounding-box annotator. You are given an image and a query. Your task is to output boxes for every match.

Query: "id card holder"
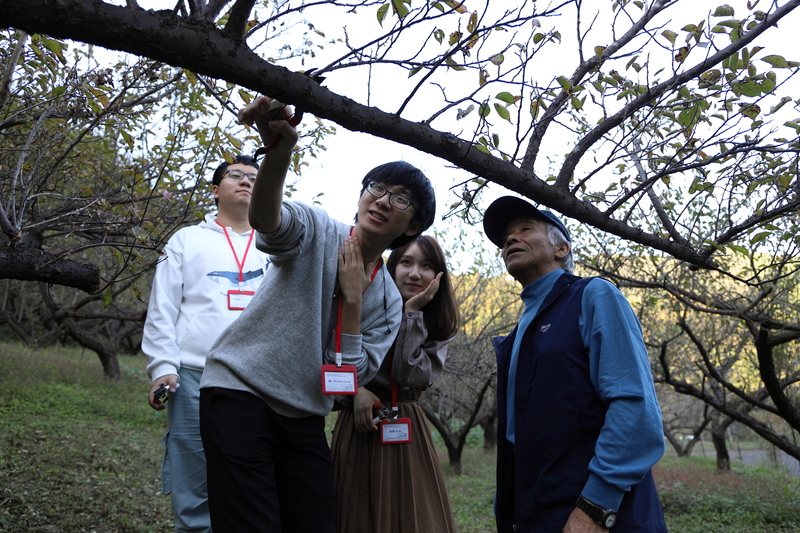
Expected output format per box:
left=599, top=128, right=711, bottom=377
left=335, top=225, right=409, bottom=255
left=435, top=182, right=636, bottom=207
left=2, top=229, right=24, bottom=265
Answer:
left=379, top=417, right=412, bottom=444
left=227, top=290, right=255, bottom=310
left=321, top=364, right=358, bottom=395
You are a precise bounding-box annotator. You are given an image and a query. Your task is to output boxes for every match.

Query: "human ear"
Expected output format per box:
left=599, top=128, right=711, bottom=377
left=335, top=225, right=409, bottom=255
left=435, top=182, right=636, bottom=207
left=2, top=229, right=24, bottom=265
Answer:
left=554, top=242, right=570, bottom=259
left=211, top=185, right=220, bottom=199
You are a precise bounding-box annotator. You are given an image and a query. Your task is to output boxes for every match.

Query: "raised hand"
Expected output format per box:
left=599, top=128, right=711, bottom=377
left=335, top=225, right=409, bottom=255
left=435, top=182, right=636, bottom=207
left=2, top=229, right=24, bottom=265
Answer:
left=404, top=272, right=442, bottom=312
left=237, top=96, right=298, bottom=152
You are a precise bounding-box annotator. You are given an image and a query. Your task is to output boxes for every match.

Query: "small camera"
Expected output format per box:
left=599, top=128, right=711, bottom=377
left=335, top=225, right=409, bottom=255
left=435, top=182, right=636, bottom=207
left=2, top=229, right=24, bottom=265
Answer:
left=154, top=383, right=170, bottom=404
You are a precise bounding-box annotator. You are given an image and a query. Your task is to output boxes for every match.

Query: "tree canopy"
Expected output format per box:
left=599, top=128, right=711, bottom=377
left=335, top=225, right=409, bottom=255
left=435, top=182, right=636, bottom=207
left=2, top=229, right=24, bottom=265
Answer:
left=2, top=0, right=799, bottom=283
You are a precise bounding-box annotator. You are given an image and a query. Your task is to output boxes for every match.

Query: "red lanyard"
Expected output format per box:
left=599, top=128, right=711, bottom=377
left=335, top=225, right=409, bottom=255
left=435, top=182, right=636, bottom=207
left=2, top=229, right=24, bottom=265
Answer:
left=387, top=348, right=399, bottom=411
left=334, top=259, right=381, bottom=366
left=216, top=221, right=254, bottom=289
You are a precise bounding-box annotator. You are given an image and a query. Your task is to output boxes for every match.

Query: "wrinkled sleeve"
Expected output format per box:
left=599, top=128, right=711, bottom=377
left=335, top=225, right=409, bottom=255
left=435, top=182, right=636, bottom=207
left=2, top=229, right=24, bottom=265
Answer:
left=142, top=234, right=185, bottom=382
left=580, top=278, right=665, bottom=510
left=255, top=201, right=309, bottom=261
left=391, top=311, right=453, bottom=389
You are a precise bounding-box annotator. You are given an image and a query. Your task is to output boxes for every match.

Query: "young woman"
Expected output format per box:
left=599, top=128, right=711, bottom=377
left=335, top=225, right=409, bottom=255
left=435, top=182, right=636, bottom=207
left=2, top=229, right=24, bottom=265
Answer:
left=331, top=234, right=460, bottom=533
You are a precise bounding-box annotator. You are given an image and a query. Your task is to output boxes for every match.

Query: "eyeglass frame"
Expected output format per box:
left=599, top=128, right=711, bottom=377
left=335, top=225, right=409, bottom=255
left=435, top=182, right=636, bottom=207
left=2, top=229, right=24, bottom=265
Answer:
left=224, top=169, right=258, bottom=183
left=365, top=181, right=415, bottom=211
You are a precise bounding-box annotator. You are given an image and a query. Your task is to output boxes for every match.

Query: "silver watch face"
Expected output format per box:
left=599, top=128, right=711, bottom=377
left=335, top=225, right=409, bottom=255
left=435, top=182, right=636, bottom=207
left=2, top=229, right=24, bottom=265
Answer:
left=603, top=513, right=617, bottom=528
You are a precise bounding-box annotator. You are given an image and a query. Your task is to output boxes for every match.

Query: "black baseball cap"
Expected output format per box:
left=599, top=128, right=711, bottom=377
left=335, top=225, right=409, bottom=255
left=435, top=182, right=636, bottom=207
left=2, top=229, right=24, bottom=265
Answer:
left=483, top=196, right=571, bottom=248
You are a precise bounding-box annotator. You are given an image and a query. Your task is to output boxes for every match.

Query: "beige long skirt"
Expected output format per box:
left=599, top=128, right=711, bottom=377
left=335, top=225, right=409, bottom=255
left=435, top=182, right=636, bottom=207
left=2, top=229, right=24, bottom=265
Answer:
left=331, top=399, right=457, bottom=533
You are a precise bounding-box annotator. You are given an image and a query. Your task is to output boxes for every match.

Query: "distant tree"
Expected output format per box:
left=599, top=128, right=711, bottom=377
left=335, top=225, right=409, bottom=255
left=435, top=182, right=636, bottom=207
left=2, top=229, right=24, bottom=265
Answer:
left=0, top=28, right=331, bottom=377
left=419, top=225, right=517, bottom=473
left=584, top=240, right=800, bottom=463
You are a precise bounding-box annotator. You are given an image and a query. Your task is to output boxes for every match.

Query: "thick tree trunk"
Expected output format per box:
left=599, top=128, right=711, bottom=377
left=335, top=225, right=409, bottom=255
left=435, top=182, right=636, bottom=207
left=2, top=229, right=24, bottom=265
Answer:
left=480, top=412, right=497, bottom=452
left=663, top=428, right=690, bottom=458
left=62, top=317, right=121, bottom=380
left=711, top=429, right=731, bottom=471
left=446, top=444, right=463, bottom=476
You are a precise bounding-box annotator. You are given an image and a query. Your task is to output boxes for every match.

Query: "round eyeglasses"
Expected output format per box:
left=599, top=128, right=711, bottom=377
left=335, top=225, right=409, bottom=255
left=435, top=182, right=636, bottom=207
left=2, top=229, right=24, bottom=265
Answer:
left=365, top=181, right=415, bottom=211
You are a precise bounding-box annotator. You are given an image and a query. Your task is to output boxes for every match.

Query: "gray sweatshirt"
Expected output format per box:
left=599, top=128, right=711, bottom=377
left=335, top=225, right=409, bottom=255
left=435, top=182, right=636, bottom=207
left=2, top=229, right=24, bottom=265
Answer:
left=200, top=201, right=402, bottom=418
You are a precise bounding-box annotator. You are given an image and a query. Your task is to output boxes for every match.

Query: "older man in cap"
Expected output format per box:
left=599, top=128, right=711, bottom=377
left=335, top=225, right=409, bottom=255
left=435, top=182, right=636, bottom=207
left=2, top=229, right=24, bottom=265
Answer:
left=483, top=196, right=667, bottom=533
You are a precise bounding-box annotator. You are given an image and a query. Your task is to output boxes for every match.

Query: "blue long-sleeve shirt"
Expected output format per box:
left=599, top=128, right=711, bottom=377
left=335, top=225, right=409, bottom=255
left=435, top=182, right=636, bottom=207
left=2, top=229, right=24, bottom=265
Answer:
left=506, top=269, right=665, bottom=510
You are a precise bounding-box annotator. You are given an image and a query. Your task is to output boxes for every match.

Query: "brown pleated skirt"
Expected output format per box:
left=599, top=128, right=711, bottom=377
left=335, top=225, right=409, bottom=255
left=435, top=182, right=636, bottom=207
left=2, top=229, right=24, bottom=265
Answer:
left=331, top=399, right=457, bottom=533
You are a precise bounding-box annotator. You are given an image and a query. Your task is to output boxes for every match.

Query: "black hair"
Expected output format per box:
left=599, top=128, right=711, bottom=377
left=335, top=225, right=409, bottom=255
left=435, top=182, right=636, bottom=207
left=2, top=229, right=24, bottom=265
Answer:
left=357, top=161, right=436, bottom=250
left=386, top=235, right=459, bottom=341
left=211, top=155, right=260, bottom=206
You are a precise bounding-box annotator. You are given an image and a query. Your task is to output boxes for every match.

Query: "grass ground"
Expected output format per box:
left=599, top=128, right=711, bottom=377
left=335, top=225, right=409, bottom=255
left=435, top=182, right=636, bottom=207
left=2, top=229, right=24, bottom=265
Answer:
left=1, top=341, right=799, bottom=532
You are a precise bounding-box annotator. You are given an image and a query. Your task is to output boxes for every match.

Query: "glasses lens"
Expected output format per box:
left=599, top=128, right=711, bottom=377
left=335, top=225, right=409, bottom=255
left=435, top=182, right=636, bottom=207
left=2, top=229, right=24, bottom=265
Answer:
left=390, top=195, right=411, bottom=209
left=227, top=170, right=256, bottom=183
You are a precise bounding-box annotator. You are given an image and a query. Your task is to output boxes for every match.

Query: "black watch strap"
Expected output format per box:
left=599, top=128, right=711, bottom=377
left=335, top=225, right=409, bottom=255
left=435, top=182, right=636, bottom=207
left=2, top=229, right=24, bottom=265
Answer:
left=576, top=495, right=618, bottom=529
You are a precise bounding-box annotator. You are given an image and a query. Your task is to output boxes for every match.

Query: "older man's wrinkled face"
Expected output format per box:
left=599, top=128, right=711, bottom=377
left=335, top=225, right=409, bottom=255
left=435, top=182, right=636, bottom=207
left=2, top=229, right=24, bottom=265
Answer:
left=502, top=216, right=568, bottom=286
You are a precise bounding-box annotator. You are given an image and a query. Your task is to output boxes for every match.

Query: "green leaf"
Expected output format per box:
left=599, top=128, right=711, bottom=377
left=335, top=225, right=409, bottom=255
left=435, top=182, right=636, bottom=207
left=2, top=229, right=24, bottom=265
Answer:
left=40, top=36, right=67, bottom=64
left=238, top=89, right=253, bottom=105
left=533, top=33, right=545, bottom=44
left=132, top=226, right=149, bottom=243
left=727, top=243, right=749, bottom=256
left=377, top=4, right=389, bottom=25
left=444, top=0, right=467, bottom=14
left=738, top=81, right=762, bottom=97
left=750, top=231, right=771, bottom=245
left=770, top=96, right=792, bottom=114
left=392, top=0, right=409, bottom=20
left=761, top=55, right=791, bottom=68
left=223, top=131, right=243, bottom=150
left=490, top=53, right=504, bottom=65
left=449, top=31, right=462, bottom=45
left=467, top=12, right=477, bottom=33
left=445, top=57, right=465, bottom=71
left=494, top=103, right=511, bottom=121
left=725, top=51, right=739, bottom=70
left=103, top=287, right=113, bottom=307
left=661, top=30, right=677, bottom=46
left=556, top=76, right=572, bottom=93
left=530, top=99, right=541, bottom=120
left=478, top=103, right=491, bottom=118
left=111, top=247, right=124, bottom=265
left=434, top=29, right=445, bottom=44
left=594, top=46, right=606, bottom=58
left=408, top=66, right=422, bottom=78
left=495, top=92, right=519, bottom=104
left=713, top=5, right=735, bottom=17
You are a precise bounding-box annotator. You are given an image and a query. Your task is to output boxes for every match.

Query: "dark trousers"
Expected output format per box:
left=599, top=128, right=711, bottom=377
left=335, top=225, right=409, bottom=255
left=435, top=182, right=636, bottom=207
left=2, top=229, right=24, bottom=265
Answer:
left=199, top=387, right=335, bottom=533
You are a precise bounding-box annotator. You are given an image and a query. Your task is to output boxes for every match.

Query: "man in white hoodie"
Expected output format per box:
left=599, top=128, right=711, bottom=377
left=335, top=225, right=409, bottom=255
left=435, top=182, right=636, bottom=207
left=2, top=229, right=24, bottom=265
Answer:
left=142, top=155, right=269, bottom=533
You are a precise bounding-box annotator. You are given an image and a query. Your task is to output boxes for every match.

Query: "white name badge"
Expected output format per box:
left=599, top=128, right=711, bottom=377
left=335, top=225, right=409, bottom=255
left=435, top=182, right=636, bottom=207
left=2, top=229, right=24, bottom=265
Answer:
left=320, top=364, right=358, bottom=395
left=227, top=290, right=255, bottom=310
left=380, top=418, right=412, bottom=444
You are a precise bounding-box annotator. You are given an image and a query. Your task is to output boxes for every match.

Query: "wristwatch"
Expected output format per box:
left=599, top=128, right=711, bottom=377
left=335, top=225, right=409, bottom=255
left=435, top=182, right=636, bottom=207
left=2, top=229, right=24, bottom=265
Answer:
left=576, top=495, right=618, bottom=529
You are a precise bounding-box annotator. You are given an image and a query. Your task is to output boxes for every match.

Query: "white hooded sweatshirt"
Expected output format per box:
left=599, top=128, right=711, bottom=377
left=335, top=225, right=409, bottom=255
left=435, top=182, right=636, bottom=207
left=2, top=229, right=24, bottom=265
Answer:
left=142, top=214, right=269, bottom=381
